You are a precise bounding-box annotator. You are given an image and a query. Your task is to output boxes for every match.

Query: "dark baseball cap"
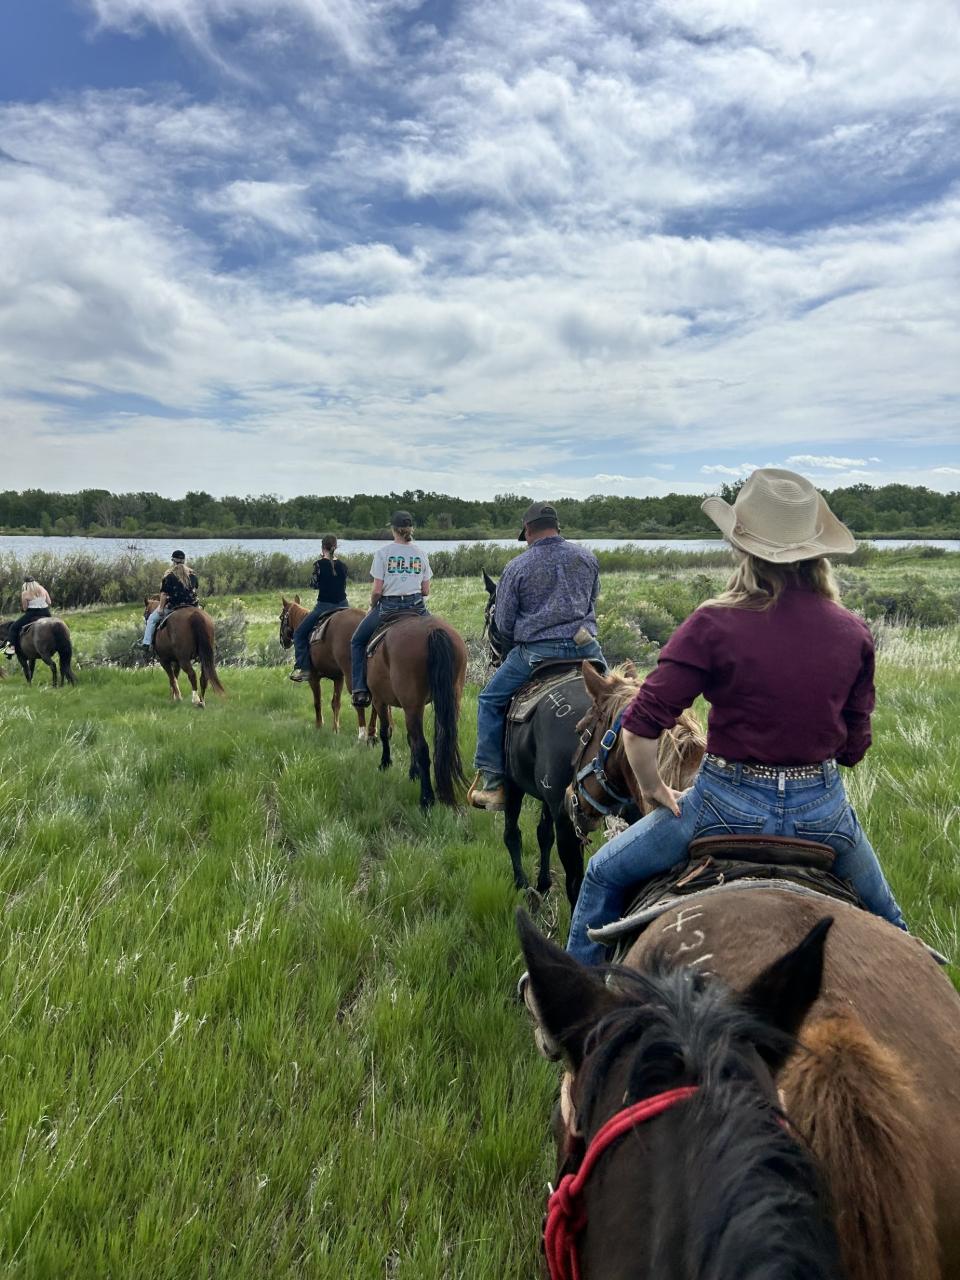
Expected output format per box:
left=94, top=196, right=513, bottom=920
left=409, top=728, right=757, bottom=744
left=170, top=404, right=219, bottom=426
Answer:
left=518, top=501, right=560, bottom=540
left=171, top=549, right=186, bottom=561
left=390, top=510, right=414, bottom=528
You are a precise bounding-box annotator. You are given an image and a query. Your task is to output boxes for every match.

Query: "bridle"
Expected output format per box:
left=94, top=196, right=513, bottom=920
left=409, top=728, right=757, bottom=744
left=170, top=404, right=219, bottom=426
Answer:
left=279, top=603, right=295, bottom=650
left=482, top=591, right=508, bottom=669
left=568, top=704, right=637, bottom=841
left=544, top=1085, right=700, bottom=1280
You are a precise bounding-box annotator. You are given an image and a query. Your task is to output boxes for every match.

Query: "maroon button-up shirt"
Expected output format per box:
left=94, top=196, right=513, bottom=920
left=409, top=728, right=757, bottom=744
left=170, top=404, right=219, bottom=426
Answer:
left=622, top=584, right=875, bottom=767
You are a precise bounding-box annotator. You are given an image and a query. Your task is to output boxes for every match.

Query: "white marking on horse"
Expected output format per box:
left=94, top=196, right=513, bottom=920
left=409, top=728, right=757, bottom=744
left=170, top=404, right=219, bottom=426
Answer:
left=540, top=773, right=552, bottom=791
left=664, top=906, right=709, bottom=965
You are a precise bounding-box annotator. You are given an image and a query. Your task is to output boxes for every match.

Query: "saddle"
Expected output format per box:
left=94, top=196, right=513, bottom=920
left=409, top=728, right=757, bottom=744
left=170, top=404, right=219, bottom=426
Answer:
left=506, top=660, right=595, bottom=724
left=155, top=603, right=197, bottom=635
left=588, top=834, right=864, bottom=960
left=365, top=611, right=415, bottom=659
left=308, top=606, right=348, bottom=648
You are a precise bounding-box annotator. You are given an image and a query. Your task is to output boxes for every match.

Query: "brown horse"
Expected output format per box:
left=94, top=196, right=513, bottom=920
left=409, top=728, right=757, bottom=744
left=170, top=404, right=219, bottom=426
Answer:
left=144, top=597, right=224, bottom=706
left=0, top=617, right=75, bottom=687
left=546, top=663, right=960, bottom=1280
left=278, top=597, right=376, bottom=739
left=367, top=614, right=468, bottom=808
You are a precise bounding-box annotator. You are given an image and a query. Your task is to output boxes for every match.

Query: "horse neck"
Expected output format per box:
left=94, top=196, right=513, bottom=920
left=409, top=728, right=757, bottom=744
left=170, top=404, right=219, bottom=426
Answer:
left=287, top=602, right=308, bottom=626
left=579, top=1088, right=839, bottom=1280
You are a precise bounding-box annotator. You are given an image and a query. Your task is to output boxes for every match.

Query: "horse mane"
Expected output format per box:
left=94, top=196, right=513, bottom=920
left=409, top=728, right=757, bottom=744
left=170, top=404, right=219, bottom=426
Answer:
left=577, top=958, right=842, bottom=1280
left=579, top=663, right=706, bottom=781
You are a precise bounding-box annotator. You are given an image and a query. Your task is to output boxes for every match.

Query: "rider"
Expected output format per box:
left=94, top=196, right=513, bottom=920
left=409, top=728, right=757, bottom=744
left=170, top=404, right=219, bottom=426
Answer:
left=3, top=575, right=53, bottom=657
left=468, top=501, right=605, bottom=813
left=565, top=467, right=908, bottom=966
left=142, top=550, right=199, bottom=648
left=289, top=535, right=350, bottom=682
left=350, top=511, right=431, bottom=708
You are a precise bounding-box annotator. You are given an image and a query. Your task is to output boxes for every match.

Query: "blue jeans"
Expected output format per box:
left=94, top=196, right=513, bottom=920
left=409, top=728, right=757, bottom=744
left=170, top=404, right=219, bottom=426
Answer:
left=473, top=637, right=606, bottom=781
left=350, top=595, right=428, bottom=693
left=143, top=607, right=165, bottom=645
left=567, top=757, right=907, bottom=965
left=293, top=599, right=348, bottom=669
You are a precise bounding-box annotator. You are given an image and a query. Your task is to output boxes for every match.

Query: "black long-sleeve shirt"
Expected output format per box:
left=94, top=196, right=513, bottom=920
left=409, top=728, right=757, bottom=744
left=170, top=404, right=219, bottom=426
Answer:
left=310, top=558, right=348, bottom=604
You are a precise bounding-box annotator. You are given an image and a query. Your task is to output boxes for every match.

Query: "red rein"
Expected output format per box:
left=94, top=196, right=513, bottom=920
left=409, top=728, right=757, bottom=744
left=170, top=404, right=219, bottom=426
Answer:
left=543, top=1085, right=700, bottom=1280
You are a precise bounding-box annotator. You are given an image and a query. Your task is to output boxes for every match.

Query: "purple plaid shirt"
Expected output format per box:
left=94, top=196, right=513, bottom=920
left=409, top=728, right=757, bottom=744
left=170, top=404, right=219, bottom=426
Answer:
left=494, top=536, right=600, bottom=643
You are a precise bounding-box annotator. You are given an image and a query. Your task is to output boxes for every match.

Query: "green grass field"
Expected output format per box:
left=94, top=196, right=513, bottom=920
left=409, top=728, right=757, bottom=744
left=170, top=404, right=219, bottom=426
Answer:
left=1, top=575, right=958, bottom=1277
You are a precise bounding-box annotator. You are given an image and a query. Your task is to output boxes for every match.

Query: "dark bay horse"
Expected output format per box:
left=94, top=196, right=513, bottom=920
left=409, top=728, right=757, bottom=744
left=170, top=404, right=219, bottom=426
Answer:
left=144, top=597, right=224, bottom=706
left=481, top=571, right=704, bottom=906
left=551, top=662, right=960, bottom=1280
left=0, top=617, right=75, bottom=686
left=519, top=912, right=844, bottom=1280
left=279, top=596, right=376, bottom=739
left=367, top=614, right=467, bottom=809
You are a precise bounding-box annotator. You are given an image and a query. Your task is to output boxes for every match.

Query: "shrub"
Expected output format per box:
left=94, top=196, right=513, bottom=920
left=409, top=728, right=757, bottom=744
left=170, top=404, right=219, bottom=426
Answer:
left=209, top=600, right=248, bottom=666
left=598, top=614, right=659, bottom=669
left=98, top=624, right=153, bottom=668
left=633, top=599, right=677, bottom=645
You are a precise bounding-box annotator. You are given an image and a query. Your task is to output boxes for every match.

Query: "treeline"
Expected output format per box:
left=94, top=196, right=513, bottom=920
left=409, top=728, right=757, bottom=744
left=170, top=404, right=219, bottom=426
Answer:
left=2, top=483, right=959, bottom=538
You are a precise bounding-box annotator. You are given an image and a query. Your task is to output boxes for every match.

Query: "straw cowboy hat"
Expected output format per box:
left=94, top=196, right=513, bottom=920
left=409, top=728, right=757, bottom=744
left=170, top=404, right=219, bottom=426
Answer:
left=701, top=468, right=856, bottom=563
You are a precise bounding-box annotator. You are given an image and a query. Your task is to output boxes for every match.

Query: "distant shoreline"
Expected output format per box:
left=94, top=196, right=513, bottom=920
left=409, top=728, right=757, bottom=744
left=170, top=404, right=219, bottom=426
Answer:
left=2, top=528, right=959, bottom=542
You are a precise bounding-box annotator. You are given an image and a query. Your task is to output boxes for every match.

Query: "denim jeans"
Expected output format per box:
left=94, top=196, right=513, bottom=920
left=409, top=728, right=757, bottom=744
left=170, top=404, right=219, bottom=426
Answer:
left=473, top=636, right=606, bottom=781
left=293, top=599, right=348, bottom=669
left=566, top=757, right=907, bottom=965
left=143, top=607, right=165, bottom=646
left=350, top=595, right=428, bottom=692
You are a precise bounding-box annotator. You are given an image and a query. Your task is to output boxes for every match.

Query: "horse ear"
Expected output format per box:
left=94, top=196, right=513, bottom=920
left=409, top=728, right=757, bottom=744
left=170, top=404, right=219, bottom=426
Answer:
left=294, top=594, right=301, bottom=604
left=581, top=661, right=611, bottom=702
left=482, top=569, right=497, bottom=595
left=742, top=917, right=833, bottom=1072
left=622, top=659, right=638, bottom=678
left=517, top=909, right=622, bottom=1070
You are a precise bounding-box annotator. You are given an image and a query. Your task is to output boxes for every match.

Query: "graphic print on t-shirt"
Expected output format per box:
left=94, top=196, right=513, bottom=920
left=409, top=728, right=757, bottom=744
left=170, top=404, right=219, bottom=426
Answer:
left=371, top=543, right=433, bottom=596
left=387, top=554, right=423, bottom=575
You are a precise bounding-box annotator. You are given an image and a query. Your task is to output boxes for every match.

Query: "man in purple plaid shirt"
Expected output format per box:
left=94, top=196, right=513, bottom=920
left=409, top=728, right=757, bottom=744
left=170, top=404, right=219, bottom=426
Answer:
left=468, top=502, right=606, bottom=811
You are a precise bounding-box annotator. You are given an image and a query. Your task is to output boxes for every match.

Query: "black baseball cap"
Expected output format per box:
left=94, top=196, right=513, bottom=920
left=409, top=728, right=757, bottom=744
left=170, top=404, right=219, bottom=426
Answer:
left=390, top=510, right=414, bottom=528
left=518, top=502, right=560, bottom=541
left=171, top=549, right=186, bottom=561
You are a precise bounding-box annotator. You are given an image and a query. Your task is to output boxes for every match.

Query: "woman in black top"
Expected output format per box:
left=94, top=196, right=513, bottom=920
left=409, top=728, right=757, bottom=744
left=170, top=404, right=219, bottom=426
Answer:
left=290, top=535, right=349, bottom=678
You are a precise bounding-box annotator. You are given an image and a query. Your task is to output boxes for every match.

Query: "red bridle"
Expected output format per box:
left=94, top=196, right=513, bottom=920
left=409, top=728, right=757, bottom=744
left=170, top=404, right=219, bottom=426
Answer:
left=543, top=1085, right=699, bottom=1280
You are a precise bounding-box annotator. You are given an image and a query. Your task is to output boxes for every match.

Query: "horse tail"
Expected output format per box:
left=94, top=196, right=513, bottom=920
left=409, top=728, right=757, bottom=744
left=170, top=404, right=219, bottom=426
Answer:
left=782, top=1013, right=938, bottom=1280
left=427, top=628, right=465, bottom=806
left=191, top=611, right=225, bottom=695
left=54, top=622, right=76, bottom=686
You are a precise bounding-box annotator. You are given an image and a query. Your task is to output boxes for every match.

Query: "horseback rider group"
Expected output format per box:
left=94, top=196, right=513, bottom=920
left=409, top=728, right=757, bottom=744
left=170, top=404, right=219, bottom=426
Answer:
left=142, top=550, right=198, bottom=648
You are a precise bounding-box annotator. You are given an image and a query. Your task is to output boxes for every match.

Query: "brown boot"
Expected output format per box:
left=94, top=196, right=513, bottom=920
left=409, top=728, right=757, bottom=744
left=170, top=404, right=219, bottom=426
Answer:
left=468, top=772, right=506, bottom=812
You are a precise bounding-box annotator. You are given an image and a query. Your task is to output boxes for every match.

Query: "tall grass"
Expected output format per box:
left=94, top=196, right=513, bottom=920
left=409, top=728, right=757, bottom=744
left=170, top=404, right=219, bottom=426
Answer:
left=0, top=588, right=956, bottom=1277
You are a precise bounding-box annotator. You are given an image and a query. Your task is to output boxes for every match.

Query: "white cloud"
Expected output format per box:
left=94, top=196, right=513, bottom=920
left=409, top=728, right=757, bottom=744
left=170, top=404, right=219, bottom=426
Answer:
left=200, top=180, right=318, bottom=239
left=786, top=454, right=875, bottom=469
left=700, top=463, right=763, bottom=477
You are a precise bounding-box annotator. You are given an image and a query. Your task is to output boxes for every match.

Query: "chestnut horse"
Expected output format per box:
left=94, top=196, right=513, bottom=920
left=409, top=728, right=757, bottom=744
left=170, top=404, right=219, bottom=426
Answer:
left=143, top=597, right=224, bottom=706
left=367, top=613, right=468, bottom=809
left=0, top=616, right=75, bottom=687
left=278, top=596, right=376, bottom=739
left=519, top=912, right=845, bottom=1280
left=547, top=662, right=960, bottom=1280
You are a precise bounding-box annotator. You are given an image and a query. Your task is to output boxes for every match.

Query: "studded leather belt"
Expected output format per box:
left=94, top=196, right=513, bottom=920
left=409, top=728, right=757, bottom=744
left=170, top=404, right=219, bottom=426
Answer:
left=705, top=754, right=833, bottom=780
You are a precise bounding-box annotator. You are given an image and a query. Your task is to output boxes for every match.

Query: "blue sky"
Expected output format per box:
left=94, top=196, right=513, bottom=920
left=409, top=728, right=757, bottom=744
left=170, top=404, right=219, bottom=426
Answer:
left=0, top=0, right=958, bottom=499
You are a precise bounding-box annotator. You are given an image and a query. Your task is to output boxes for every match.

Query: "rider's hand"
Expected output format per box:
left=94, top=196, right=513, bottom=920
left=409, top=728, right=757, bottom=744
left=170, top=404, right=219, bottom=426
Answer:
left=640, top=781, right=683, bottom=817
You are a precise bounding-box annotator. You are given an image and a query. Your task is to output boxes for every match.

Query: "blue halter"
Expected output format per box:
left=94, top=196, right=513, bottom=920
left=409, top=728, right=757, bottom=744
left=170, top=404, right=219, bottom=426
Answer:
left=573, top=710, right=634, bottom=817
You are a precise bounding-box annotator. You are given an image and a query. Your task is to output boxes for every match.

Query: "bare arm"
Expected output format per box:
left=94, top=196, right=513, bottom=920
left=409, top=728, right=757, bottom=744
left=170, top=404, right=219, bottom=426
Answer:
left=370, top=577, right=384, bottom=608
left=622, top=727, right=683, bottom=817
left=421, top=579, right=431, bottom=598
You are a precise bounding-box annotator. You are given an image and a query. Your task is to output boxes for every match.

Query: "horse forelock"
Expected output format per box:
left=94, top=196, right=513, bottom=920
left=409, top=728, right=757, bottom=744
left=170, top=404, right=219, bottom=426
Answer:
left=576, top=960, right=841, bottom=1279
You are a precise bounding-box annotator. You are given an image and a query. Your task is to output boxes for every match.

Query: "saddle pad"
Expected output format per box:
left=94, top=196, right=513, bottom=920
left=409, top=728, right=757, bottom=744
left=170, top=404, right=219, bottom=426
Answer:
left=365, top=612, right=412, bottom=659
left=506, top=666, right=583, bottom=724
left=308, top=609, right=346, bottom=647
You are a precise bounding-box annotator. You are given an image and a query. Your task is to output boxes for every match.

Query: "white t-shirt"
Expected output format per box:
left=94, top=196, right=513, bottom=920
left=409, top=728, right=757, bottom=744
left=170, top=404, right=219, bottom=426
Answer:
left=370, top=542, right=433, bottom=597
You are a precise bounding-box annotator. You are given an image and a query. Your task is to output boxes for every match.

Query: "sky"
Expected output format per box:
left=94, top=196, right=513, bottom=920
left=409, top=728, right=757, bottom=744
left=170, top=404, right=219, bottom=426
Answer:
left=0, top=0, right=958, bottom=501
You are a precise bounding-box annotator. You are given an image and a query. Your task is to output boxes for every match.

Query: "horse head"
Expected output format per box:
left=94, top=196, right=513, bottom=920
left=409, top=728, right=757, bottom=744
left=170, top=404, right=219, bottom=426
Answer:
left=278, top=596, right=299, bottom=649
left=481, top=570, right=508, bottom=668
left=143, top=595, right=160, bottom=622
left=517, top=909, right=838, bottom=1280
left=566, top=662, right=705, bottom=839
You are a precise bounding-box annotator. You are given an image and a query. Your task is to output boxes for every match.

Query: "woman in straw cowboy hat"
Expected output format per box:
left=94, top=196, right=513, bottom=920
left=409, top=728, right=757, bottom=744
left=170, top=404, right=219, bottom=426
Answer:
left=565, top=467, right=912, bottom=966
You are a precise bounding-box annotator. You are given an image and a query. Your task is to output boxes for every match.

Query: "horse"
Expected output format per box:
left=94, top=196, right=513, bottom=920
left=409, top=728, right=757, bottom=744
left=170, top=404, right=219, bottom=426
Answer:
left=143, top=596, right=224, bottom=706
left=566, top=660, right=706, bottom=840
left=279, top=596, right=376, bottom=739
left=481, top=570, right=704, bottom=907
left=366, top=613, right=467, bottom=809
left=518, top=911, right=845, bottom=1280
left=552, top=661, right=960, bottom=1280
left=0, top=617, right=75, bottom=687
